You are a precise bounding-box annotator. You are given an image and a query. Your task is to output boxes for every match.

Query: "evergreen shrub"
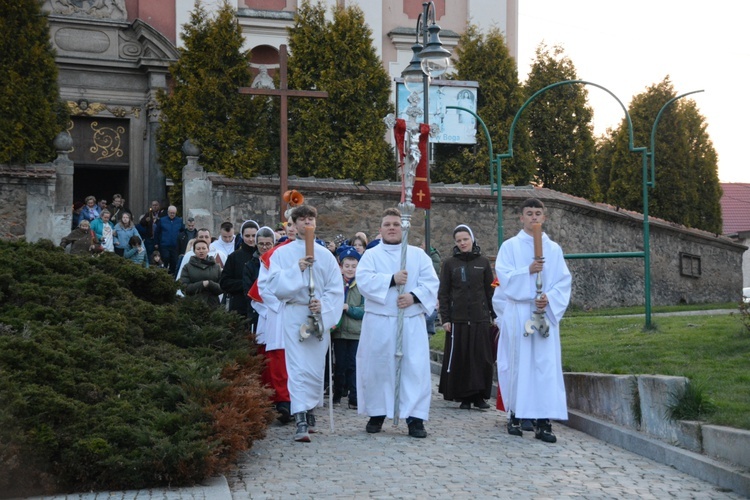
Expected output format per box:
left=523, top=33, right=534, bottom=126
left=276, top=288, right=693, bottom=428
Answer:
left=0, top=240, right=272, bottom=497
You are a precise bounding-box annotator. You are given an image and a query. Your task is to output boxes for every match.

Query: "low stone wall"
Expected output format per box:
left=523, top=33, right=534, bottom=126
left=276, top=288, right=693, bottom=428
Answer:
left=564, top=372, right=750, bottom=469
left=191, top=173, right=745, bottom=308
left=0, top=164, right=58, bottom=242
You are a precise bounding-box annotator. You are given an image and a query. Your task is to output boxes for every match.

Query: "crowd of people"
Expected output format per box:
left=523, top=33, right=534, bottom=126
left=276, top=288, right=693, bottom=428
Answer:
left=60, top=196, right=572, bottom=445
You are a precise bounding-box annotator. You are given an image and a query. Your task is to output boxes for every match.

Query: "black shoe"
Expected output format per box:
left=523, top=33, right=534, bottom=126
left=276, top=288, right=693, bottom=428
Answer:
left=332, top=397, right=342, bottom=405
left=507, top=412, right=522, bottom=437
left=459, top=402, right=471, bottom=410
left=520, top=418, right=535, bottom=431
left=473, top=399, right=490, bottom=410
left=406, top=417, right=427, bottom=438
left=366, top=416, right=385, bottom=434
left=348, top=400, right=357, bottom=409
left=534, top=419, right=557, bottom=443
left=276, top=401, right=292, bottom=424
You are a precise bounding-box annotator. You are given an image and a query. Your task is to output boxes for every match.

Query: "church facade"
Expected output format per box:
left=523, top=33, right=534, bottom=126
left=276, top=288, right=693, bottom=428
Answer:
left=42, top=0, right=517, bottom=219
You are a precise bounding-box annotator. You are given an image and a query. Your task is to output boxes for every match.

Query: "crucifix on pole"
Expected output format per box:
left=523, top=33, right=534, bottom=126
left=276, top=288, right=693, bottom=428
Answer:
left=239, top=44, right=328, bottom=220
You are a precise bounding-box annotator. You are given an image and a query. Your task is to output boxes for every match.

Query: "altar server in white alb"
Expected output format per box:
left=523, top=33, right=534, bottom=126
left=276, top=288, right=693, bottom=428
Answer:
left=264, top=205, right=343, bottom=443
left=495, top=197, right=571, bottom=443
left=355, top=208, right=439, bottom=438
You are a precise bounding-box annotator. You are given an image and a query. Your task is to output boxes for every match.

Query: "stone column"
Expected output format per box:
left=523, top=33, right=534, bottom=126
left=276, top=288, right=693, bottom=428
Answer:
left=51, top=132, right=75, bottom=244
left=181, top=140, right=212, bottom=231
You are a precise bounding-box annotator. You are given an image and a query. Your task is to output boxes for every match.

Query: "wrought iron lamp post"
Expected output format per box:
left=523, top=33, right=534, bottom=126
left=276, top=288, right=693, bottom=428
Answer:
left=400, top=1, right=452, bottom=256
left=384, top=1, right=452, bottom=427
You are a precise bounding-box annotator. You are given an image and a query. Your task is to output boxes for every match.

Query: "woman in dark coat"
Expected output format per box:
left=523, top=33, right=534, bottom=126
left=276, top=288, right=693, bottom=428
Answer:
left=60, top=219, right=98, bottom=256
left=180, top=239, right=222, bottom=307
left=438, top=224, right=496, bottom=409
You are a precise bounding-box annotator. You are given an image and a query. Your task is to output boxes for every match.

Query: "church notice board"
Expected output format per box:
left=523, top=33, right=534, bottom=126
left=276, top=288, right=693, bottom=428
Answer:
left=395, top=79, right=479, bottom=145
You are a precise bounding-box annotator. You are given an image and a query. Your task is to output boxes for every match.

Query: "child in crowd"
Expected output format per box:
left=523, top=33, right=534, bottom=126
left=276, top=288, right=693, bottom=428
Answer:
left=151, top=250, right=166, bottom=269
left=124, top=235, right=148, bottom=267
left=331, top=245, right=364, bottom=409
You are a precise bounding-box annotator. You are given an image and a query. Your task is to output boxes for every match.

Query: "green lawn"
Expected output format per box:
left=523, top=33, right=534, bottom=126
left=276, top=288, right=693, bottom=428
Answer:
left=430, top=305, right=750, bottom=430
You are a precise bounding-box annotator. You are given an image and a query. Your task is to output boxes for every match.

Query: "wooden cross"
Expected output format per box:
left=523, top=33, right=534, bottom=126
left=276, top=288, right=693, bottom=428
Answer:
left=239, top=44, right=328, bottom=220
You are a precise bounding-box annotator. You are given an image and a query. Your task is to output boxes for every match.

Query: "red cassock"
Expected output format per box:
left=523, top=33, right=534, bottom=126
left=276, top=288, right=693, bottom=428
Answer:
left=248, top=240, right=292, bottom=403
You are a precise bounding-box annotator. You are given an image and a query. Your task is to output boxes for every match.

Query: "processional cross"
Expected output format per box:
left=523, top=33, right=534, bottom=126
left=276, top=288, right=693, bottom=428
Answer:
left=239, top=44, right=328, bottom=220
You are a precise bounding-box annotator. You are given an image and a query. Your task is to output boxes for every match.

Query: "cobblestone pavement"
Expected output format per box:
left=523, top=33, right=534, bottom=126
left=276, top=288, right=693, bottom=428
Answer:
left=228, top=373, right=742, bottom=499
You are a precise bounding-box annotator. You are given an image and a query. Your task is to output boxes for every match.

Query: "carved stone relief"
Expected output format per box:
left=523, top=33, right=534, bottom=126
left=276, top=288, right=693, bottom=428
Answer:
left=45, top=0, right=127, bottom=21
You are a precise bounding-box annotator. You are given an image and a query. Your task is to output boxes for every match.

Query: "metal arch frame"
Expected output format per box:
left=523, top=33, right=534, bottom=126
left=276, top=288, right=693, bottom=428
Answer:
left=447, top=80, right=703, bottom=328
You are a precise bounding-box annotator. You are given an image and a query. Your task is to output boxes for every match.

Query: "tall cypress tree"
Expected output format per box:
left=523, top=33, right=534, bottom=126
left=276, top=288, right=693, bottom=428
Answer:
left=157, top=1, right=268, bottom=197
left=287, top=1, right=394, bottom=183
left=0, top=0, right=68, bottom=165
left=524, top=44, right=599, bottom=200
left=432, top=25, right=534, bottom=186
left=603, top=77, right=721, bottom=232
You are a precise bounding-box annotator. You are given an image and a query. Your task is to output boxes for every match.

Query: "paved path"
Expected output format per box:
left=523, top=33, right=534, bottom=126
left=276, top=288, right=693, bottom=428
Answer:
left=227, top=372, right=742, bottom=499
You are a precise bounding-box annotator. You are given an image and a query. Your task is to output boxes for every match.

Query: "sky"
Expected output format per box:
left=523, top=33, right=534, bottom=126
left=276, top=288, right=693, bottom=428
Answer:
left=516, top=0, right=750, bottom=183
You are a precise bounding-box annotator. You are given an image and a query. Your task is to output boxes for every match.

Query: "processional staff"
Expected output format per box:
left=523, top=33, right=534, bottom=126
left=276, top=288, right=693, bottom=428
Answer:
left=384, top=107, right=438, bottom=427
left=525, top=222, right=550, bottom=337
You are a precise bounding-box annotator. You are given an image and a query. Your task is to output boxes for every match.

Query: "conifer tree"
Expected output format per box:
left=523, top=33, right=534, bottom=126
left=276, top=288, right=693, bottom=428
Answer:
left=0, top=0, right=68, bottom=165
left=287, top=1, right=394, bottom=183
left=602, top=77, right=721, bottom=233
left=157, top=1, right=268, bottom=197
left=432, top=25, right=534, bottom=186
left=524, top=44, right=599, bottom=200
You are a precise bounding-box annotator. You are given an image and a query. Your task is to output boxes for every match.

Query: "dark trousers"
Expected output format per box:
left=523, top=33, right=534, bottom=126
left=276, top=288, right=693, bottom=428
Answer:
left=333, top=338, right=359, bottom=403
left=144, top=238, right=155, bottom=261
left=160, top=246, right=179, bottom=275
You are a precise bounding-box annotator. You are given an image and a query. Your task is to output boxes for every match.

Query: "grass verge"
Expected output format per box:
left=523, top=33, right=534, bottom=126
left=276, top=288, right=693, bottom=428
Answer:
left=430, top=308, right=750, bottom=430
left=561, top=312, right=750, bottom=429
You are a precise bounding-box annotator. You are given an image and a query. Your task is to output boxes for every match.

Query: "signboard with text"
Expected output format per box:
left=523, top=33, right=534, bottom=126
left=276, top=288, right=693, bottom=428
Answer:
left=395, top=79, right=479, bottom=145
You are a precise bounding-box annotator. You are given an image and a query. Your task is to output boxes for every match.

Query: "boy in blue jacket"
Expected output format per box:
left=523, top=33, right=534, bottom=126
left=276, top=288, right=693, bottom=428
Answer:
left=332, top=245, right=364, bottom=409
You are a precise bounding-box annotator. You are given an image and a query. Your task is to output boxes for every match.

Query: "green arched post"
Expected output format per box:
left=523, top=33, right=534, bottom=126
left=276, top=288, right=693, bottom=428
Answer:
left=509, top=80, right=657, bottom=326
left=644, top=90, right=704, bottom=324
left=446, top=81, right=702, bottom=329
left=445, top=105, right=503, bottom=248
left=471, top=80, right=652, bottom=327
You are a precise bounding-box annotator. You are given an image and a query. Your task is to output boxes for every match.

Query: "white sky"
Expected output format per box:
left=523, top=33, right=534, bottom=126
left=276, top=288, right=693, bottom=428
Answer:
left=516, top=0, right=750, bottom=183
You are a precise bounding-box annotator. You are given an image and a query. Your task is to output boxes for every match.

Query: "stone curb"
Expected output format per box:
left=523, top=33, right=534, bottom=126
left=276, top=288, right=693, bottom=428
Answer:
left=25, top=474, right=232, bottom=500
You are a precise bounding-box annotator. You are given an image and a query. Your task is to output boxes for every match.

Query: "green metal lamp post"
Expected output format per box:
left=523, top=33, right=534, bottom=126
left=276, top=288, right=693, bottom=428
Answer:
left=444, top=105, right=503, bottom=249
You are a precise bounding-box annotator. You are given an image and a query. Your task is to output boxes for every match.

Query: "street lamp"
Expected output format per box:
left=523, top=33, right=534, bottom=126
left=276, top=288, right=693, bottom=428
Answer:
left=400, top=1, right=452, bottom=255
left=386, top=2, right=451, bottom=427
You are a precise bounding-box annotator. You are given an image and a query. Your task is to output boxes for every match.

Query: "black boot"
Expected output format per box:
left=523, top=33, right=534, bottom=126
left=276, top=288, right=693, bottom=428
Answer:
left=507, top=412, right=522, bottom=437
left=406, top=417, right=427, bottom=438
left=293, top=412, right=310, bottom=442
left=276, top=401, right=292, bottom=424
left=534, top=419, right=557, bottom=443
left=366, top=415, right=385, bottom=433
left=473, top=397, right=490, bottom=410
